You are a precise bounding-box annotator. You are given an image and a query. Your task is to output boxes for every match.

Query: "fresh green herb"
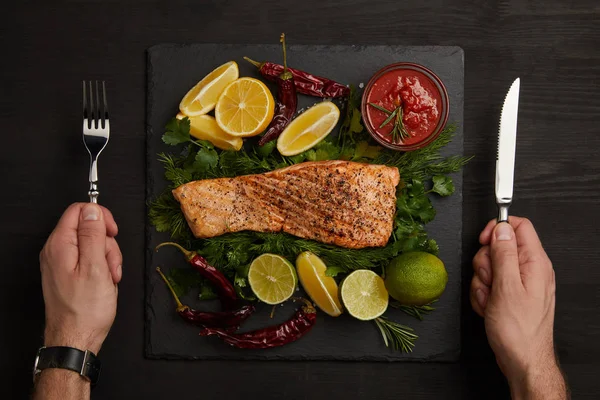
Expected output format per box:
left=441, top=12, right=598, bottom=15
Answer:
left=162, top=117, right=191, bottom=145
left=374, top=126, right=472, bottom=181
left=165, top=267, right=202, bottom=298
left=338, top=85, right=364, bottom=148
left=379, top=107, right=398, bottom=128
left=374, top=317, right=418, bottom=352
left=368, top=102, right=410, bottom=143
left=148, top=191, right=189, bottom=240
left=368, top=102, right=392, bottom=115
left=194, top=147, right=219, bottom=173
left=429, top=175, right=455, bottom=197
left=391, top=300, right=437, bottom=321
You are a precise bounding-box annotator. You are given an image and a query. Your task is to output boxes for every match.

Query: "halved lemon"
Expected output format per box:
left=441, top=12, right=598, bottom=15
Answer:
left=176, top=112, right=242, bottom=151
left=179, top=61, right=239, bottom=116
left=296, top=252, right=342, bottom=317
left=277, top=101, right=340, bottom=156
left=340, top=270, right=389, bottom=321
left=215, top=77, right=275, bottom=137
left=248, top=254, right=297, bottom=305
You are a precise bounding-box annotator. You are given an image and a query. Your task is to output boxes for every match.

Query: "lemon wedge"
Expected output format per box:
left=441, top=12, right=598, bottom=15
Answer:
left=277, top=101, right=340, bottom=156
left=176, top=112, right=243, bottom=151
left=215, top=77, right=275, bottom=137
left=296, top=252, right=342, bottom=317
left=179, top=61, right=239, bottom=117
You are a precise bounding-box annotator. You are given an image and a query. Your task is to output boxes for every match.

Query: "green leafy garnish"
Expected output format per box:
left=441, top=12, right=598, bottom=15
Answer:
left=391, top=300, right=437, bottom=321
left=164, top=267, right=216, bottom=300
left=430, top=175, right=455, bottom=196
left=374, top=317, right=418, bottom=352
left=194, top=147, right=219, bottom=172
left=162, top=117, right=191, bottom=145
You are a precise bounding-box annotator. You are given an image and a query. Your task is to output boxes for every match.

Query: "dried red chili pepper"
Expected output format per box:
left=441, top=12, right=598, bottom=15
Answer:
left=156, top=267, right=255, bottom=329
left=199, top=299, right=317, bottom=349
left=155, top=242, right=238, bottom=310
left=257, top=33, right=298, bottom=146
left=244, top=57, right=350, bottom=99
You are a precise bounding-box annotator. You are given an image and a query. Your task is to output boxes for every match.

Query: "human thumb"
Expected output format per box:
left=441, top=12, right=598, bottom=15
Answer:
left=78, top=203, right=107, bottom=271
left=489, top=222, right=521, bottom=284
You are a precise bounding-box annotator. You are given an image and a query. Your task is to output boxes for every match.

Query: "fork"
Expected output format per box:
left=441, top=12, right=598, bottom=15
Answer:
left=82, top=81, right=110, bottom=203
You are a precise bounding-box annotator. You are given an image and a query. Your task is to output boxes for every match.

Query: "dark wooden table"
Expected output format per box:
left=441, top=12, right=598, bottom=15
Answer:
left=3, top=1, right=599, bottom=398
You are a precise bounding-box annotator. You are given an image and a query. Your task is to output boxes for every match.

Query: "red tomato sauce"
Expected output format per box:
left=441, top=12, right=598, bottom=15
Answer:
left=365, top=69, right=441, bottom=145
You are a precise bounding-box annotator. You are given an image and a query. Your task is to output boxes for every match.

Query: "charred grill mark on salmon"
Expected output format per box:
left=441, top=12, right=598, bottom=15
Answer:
left=172, top=161, right=400, bottom=249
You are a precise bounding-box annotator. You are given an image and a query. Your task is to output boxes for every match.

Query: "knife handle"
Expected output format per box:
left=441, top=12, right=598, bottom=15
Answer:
left=497, top=205, right=509, bottom=223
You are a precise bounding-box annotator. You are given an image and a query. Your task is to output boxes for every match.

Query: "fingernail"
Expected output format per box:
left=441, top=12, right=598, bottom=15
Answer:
left=495, top=223, right=513, bottom=241
left=478, top=267, right=490, bottom=285
left=476, top=289, right=486, bottom=308
left=82, top=204, right=101, bottom=221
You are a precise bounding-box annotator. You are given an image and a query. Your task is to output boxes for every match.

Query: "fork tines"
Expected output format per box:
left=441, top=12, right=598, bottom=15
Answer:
left=82, top=81, right=109, bottom=130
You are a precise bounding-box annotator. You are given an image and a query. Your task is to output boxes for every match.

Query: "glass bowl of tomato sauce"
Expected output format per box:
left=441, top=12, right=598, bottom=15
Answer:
left=361, top=62, right=449, bottom=151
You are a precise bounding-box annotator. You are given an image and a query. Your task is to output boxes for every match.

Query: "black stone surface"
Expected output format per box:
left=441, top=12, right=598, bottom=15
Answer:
left=146, top=44, right=464, bottom=361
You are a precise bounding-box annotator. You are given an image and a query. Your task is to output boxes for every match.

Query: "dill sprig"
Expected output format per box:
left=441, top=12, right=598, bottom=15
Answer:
left=374, top=317, right=418, bottom=352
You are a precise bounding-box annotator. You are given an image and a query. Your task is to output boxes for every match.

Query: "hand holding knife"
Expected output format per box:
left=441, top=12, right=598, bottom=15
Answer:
left=495, top=78, right=520, bottom=222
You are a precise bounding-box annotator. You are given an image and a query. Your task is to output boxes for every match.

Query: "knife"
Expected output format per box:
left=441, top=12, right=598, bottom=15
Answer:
left=495, top=78, right=520, bottom=222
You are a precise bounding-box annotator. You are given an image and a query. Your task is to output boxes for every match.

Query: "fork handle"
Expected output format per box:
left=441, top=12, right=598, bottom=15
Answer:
left=88, top=157, right=99, bottom=203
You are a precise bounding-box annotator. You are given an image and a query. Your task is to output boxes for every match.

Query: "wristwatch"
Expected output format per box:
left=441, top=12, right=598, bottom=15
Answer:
left=33, top=346, right=101, bottom=386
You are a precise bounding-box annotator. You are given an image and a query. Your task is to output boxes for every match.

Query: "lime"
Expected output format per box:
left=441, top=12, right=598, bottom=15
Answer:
left=248, top=254, right=297, bottom=305
left=340, top=270, right=389, bottom=321
left=296, top=251, right=343, bottom=317
left=385, top=251, right=448, bottom=306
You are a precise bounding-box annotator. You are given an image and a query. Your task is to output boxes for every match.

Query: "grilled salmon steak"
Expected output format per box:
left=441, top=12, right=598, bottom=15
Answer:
left=172, top=160, right=400, bottom=249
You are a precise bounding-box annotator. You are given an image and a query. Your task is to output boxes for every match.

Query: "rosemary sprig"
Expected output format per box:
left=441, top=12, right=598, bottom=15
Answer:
left=374, top=317, right=418, bottom=352
left=391, top=300, right=437, bottom=321
left=368, top=102, right=392, bottom=114
left=368, top=102, right=410, bottom=144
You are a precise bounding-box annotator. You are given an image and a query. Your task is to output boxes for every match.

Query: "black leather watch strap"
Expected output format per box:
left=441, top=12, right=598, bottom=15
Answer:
left=34, top=346, right=101, bottom=386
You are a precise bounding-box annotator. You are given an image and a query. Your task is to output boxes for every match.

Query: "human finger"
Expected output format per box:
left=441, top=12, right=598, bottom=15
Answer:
left=106, top=237, right=123, bottom=284
left=479, top=219, right=497, bottom=245
left=77, top=204, right=108, bottom=274
left=472, top=246, right=492, bottom=286
left=489, top=222, right=522, bottom=285
left=470, top=275, right=489, bottom=317
left=100, top=206, right=118, bottom=237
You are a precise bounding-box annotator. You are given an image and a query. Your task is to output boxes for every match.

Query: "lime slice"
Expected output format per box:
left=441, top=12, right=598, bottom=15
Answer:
left=248, top=254, right=297, bottom=305
left=340, top=269, right=389, bottom=321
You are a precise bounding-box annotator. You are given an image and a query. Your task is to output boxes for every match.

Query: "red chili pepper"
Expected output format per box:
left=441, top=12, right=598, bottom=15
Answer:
left=245, top=56, right=350, bottom=99
left=155, top=242, right=238, bottom=310
left=199, top=299, right=317, bottom=349
left=156, top=267, right=255, bottom=330
left=257, top=33, right=298, bottom=146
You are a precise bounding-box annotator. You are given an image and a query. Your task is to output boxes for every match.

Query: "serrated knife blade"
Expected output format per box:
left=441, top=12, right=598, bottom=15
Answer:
left=495, top=78, right=520, bottom=222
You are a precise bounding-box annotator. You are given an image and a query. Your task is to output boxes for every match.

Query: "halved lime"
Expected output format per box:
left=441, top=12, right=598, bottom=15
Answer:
left=340, top=269, right=389, bottom=320
left=248, top=254, right=297, bottom=305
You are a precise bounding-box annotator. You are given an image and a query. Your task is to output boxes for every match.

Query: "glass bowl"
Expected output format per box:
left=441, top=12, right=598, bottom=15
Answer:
left=361, top=62, right=449, bottom=152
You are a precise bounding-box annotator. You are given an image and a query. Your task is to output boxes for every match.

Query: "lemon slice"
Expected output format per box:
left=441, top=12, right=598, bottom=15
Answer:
left=215, top=77, right=275, bottom=137
left=340, top=270, right=389, bottom=321
left=179, top=61, right=239, bottom=117
left=296, top=252, right=342, bottom=317
left=277, top=101, right=340, bottom=156
left=176, top=112, right=243, bottom=151
left=248, top=254, right=297, bottom=305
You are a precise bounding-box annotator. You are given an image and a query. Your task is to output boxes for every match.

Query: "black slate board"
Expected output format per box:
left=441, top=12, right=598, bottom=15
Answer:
left=145, top=44, right=464, bottom=361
